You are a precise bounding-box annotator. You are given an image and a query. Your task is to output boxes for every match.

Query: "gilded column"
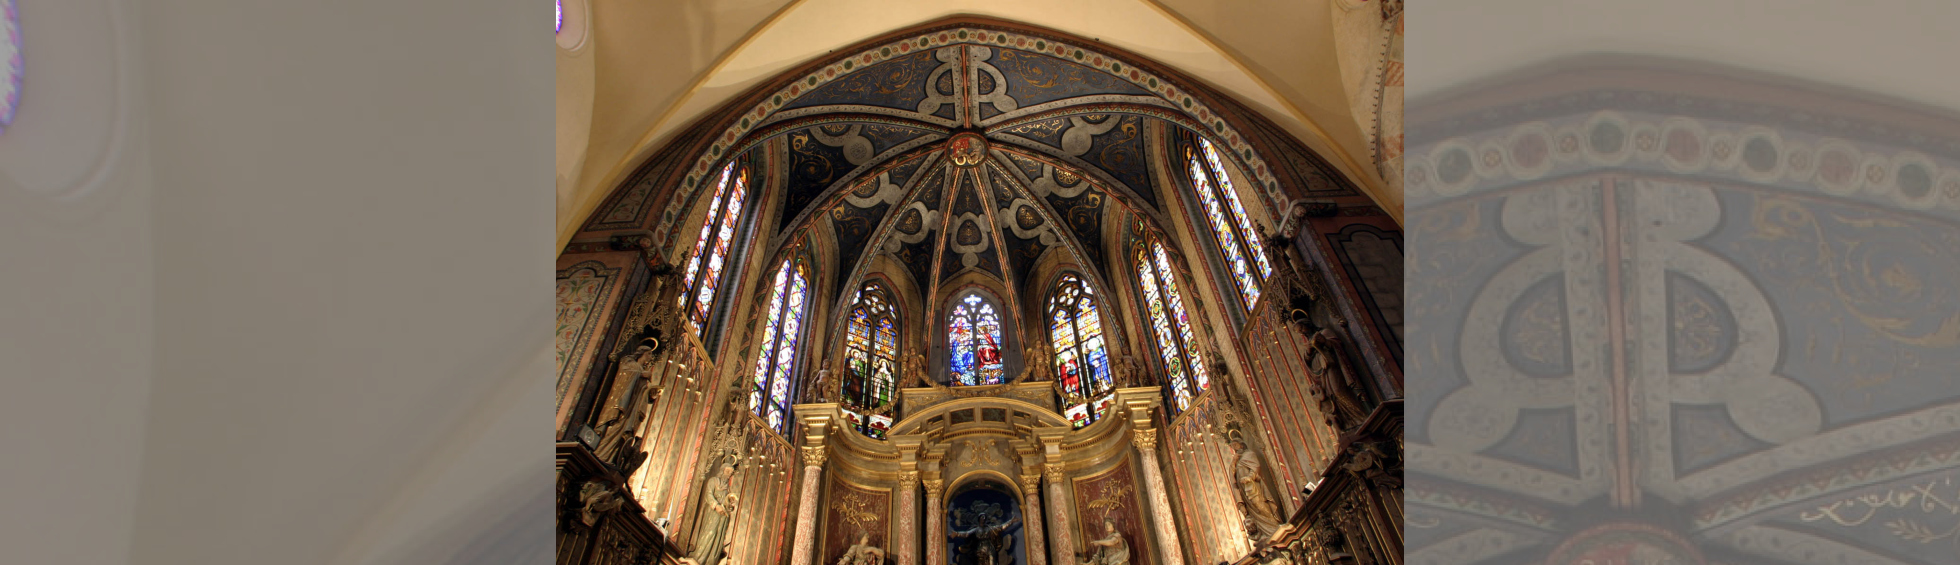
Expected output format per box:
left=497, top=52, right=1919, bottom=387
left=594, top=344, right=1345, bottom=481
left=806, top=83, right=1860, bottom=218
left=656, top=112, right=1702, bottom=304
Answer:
left=1132, top=429, right=1185, bottom=565
left=1019, top=473, right=1048, bottom=565
left=897, top=470, right=919, bottom=565
left=924, top=478, right=945, bottom=565
left=789, top=446, right=827, bottom=565
left=1043, top=463, right=1076, bottom=565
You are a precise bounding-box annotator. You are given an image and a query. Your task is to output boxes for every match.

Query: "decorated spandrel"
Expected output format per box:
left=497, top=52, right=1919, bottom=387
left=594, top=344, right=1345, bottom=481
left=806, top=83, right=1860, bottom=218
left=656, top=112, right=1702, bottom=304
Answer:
left=1199, top=138, right=1273, bottom=277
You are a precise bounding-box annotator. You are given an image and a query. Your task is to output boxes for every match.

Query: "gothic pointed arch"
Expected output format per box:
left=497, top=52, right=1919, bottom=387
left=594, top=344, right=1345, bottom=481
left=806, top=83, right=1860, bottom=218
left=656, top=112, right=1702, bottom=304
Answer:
left=839, top=279, right=901, bottom=437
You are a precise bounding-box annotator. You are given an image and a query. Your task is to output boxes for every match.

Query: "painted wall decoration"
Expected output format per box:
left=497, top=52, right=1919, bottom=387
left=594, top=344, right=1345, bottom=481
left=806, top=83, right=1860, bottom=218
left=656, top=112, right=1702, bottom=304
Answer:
left=822, top=480, right=892, bottom=565
left=1072, top=462, right=1149, bottom=565
left=556, top=258, right=624, bottom=427
left=1405, top=68, right=1960, bottom=565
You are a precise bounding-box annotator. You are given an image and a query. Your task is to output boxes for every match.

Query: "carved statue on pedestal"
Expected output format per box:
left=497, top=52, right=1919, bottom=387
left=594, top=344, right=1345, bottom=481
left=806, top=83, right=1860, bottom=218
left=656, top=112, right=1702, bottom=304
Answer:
left=835, top=532, right=887, bottom=565
left=690, top=460, right=742, bottom=565
left=1113, top=355, right=1147, bottom=388
left=804, top=368, right=833, bottom=403
left=1304, top=327, right=1370, bottom=432
left=1231, top=438, right=1288, bottom=542
left=1078, top=518, right=1130, bottom=565
left=595, top=342, right=661, bottom=467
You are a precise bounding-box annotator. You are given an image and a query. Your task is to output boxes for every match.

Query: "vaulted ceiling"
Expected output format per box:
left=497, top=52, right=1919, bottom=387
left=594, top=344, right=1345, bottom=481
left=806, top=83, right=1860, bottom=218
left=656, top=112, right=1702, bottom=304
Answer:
left=556, top=0, right=1405, bottom=250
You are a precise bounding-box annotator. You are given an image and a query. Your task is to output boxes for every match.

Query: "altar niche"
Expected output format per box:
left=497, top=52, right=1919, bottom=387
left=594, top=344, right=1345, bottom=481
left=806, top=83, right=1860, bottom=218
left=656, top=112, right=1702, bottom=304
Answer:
left=946, top=479, right=1025, bottom=565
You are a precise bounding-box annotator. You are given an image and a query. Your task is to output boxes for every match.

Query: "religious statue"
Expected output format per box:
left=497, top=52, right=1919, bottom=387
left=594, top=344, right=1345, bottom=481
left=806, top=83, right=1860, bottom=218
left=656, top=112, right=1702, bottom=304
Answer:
left=834, top=532, right=886, bottom=565
left=903, top=352, right=931, bottom=388
left=950, top=502, right=1022, bottom=565
left=689, top=461, right=741, bottom=565
left=594, top=342, right=661, bottom=466
left=1113, top=355, right=1147, bottom=388
left=805, top=368, right=833, bottom=403
left=1303, top=327, right=1370, bottom=432
left=577, top=480, right=624, bottom=527
left=1078, top=518, right=1130, bottom=565
left=1017, top=340, right=1054, bottom=383
left=1262, top=232, right=1323, bottom=334
left=1231, top=439, right=1288, bottom=541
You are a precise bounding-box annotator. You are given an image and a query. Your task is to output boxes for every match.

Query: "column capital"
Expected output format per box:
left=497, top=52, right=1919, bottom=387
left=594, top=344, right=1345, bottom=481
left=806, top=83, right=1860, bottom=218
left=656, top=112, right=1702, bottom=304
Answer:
left=1019, top=473, right=1042, bottom=492
left=923, top=478, right=944, bottom=496
left=1131, top=428, right=1159, bottom=450
left=899, top=470, right=920, bottom=485
left=801, top=445, right=828, bottom=467
left=1043, top=463, right=1067, bottom=483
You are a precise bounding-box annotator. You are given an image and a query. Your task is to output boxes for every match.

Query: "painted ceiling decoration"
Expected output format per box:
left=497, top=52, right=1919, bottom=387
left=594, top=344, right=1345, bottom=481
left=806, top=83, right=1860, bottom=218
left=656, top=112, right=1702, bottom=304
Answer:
left=567, top=21, right=1376, bottom=330
left=569, top=21, right=1364, bottom=259
left=1405, top=62, right=1960, bottom=565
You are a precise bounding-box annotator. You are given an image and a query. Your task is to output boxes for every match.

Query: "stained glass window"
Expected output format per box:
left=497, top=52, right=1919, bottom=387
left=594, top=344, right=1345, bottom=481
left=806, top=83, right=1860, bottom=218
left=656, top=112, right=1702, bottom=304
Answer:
left=679, top=164, right=751, bottom=334
left=948, top=294, right=1006, bottom=386
left=1135, top=239, right=1211, bottom=411
left=749, top=259, right=810, bottom=433
left=555, top=0, right=563, bottom=33
left=1049, top=273, right=1114, bottom=428
left=841, top=282, right=900, bottom=438
left=1189, top=138, right=1273, bottom=310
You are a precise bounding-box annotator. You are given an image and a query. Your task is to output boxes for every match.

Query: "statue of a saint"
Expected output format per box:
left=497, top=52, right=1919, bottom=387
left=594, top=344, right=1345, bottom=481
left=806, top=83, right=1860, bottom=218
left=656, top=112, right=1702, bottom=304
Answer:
left=595, top=343, right=660, bottom=465
left=1303, top=328, right=1370, bottom=431
left=834, top=532, right=886, bottom=565
left=689, top=461, right=741, bottom=565
left=902, top=352, right=931, bottom=388
left=950, top=502, right=1022, bottom=565
left=1079, top=518, right=1130, bottom=565
left=1231, top=439, right=1287, bottom=541
left=805, top=368, right=833, bottom=403
left=1017, top=341, right=1054, bottom=383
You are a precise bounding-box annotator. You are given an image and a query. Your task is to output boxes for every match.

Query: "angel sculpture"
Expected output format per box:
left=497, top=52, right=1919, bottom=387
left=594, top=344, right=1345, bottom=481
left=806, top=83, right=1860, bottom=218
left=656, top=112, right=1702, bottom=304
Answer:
left=834, top=532, right=886, bottom=565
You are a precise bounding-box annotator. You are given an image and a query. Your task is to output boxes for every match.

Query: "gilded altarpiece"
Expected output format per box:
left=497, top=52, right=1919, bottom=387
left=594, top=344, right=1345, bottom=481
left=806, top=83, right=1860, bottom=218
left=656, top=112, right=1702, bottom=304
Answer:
left=1072, top=460, right=1151, bottom=565
left=822, top=479, right=893, bottom=564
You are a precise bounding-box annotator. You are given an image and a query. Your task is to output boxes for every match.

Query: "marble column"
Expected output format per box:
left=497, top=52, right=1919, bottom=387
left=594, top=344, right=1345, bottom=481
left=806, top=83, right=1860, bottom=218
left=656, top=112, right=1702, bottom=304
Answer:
left=1043, top=463, right=1076, bottom=565
left=924, top=478, right=945, bottom=565
left=790, top=446, right=827, bottom=565
left=897, top=471, right=919, bottom=565
left=1132, top=429, right=1185, bottom=565
left=1019, top=472, right=1048, bottom=565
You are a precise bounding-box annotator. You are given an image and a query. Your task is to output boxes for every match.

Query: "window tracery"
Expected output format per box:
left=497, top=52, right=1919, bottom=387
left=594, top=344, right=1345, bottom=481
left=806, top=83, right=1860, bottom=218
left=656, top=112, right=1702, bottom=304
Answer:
left=841, top=281, right=899, bottom=438
left=1049, top=273, right=1115, bottom=428
left=1188, top=137, right=1273, bottom=311
left=679, top=164, right=751, bottom=334
left=1135, top=239, right=1211, bottom=411
left=948, top=293, right=1006, bottom=386
left=749, top=258, right=810, bottom=433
